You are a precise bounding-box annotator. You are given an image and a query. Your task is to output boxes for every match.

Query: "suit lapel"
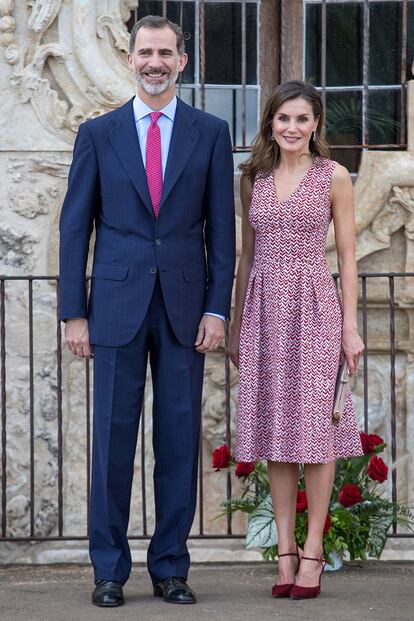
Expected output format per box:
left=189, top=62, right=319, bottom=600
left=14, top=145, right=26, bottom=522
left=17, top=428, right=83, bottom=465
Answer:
left=159, top=99, right=199, bottom=212
left=108, top=98, right=154, bottom=216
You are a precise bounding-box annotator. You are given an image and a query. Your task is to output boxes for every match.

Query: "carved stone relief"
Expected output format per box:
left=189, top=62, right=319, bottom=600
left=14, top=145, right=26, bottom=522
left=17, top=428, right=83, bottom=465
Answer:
left=2, top=0, right=137, bottom=145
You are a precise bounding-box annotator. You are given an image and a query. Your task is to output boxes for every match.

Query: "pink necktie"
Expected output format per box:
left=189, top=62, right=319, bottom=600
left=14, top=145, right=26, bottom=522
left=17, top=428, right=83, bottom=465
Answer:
left=146, top=111, right=163, bottom=218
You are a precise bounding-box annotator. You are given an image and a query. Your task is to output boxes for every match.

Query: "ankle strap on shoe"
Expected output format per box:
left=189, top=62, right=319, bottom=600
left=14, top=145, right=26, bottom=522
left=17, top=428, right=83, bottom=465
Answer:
left=301, top=556, right=323, bottom=563
left=278, top=551, right=299, bottom=558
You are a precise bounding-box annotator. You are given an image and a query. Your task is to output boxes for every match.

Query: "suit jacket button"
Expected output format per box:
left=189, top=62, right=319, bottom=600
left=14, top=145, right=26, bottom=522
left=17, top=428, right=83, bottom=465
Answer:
left=150, top=267, right=157, bottom=275
left=155, top=239, right=162, bottom=245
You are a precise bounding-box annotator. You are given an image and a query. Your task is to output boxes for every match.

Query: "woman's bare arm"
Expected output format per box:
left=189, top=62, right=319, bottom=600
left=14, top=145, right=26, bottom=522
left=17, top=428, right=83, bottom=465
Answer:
left=228, top=174, right=256, bottom=367
left=331, top=164, right=364, bottom=374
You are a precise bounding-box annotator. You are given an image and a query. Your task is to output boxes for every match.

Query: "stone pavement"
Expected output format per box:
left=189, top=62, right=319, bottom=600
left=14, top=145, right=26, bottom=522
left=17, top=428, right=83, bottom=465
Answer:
left=0, top=562, right=413, bottom=621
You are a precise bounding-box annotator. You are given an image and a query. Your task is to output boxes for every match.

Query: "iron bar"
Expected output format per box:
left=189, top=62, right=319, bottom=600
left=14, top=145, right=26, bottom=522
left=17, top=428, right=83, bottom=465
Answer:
left=198, top=409, right=204, bottom=535
left=241, top=0, right=247, bottom=147
left=0, top=534, right=247, bottom=542
left=28, top=280, right=35, bottom=537
left=85, top=358, right=91, bottom=535
left=358, top=272, right=414, bottom=278
left=0, top=530, right=410, bottom=543
left=328, top=144, right=407, bottom=150
left=388, top=276, right=398, bottom=534
left=56, top=279, right=64, bottom=537
left=194, top=0, right=201, bottom=109
left=225, top=320, right=232, bottom=535
left=232, top=89, right=237, bottom=146
left=362, top=0, right=370, bottom=148
left=0, top=279, right=6, bottom=538
left=140, top=400, right=147, bottom=537
left=320, top=0, right=326, bottom=113
left=400, top=0, right=408, bottom=145
left=361, top=276, right=368, bottom=433
left=199, top=0, right=206, bottom=111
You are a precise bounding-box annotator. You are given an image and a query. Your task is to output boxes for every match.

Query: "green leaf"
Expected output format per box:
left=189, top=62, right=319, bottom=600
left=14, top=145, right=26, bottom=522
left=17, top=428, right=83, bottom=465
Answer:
left=219, top=497, right=257, bottom=515
left=368, top=513, right=394, bottom=558
left=245, top=495, right=277, bottom=549
left=262, top=545, right=277, bottom=561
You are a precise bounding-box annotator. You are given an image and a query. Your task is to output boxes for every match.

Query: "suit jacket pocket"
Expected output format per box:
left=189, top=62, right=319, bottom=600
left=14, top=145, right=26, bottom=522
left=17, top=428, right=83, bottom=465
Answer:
left=182, top=265, right=207, bottom=282
left=91, top=263, right=129, bottom=281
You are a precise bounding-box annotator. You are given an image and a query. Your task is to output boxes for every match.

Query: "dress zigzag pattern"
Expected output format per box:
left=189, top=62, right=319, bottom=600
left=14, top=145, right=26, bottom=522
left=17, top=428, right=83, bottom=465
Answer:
left=236, top=157, right=363, bottom=464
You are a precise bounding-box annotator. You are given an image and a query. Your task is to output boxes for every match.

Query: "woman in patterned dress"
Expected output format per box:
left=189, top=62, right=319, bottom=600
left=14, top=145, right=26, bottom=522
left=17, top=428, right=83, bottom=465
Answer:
left=229, top=81, right=364, bottom=599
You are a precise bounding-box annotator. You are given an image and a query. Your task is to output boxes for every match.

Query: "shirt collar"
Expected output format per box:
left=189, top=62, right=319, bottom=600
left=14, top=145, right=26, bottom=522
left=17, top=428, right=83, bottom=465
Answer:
left=133, top=94, right=177, bottom=123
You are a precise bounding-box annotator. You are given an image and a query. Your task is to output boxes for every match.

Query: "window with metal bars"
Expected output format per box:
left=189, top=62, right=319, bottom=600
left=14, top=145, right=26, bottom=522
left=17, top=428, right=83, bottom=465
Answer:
left=128, top=0, right=259, bottom=167
left=304, top=0, right=414, bottom=173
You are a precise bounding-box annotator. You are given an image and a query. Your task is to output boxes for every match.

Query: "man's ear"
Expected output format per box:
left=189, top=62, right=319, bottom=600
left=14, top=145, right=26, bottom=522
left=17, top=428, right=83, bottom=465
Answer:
left=178, top=52, right=189, bottom=73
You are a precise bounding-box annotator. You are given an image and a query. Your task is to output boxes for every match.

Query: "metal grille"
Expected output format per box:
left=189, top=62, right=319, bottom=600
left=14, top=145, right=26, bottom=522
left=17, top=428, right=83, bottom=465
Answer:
left=0, top=273, right=413, bottom=541
left=304, top=0, right=413, bottom=172
left=127, top=1, right=259, bottom=156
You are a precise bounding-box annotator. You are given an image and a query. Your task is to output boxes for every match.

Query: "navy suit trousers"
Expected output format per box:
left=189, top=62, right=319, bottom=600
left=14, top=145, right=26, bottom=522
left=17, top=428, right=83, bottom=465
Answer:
left=89, top=278, right=205, bottom=585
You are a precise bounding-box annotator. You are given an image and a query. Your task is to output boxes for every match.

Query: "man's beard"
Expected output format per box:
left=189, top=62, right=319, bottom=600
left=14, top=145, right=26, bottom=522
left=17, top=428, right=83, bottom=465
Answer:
left=136, top=67, right=179, bottom=95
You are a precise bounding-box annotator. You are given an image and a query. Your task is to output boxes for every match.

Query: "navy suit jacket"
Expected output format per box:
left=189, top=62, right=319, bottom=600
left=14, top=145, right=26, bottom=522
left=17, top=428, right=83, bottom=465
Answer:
left=59, top=97, right=236, bottom=348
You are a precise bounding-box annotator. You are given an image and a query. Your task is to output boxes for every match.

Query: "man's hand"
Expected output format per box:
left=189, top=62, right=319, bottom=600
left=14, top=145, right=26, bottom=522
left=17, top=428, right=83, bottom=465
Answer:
left=65, top=318, right=93, bottom=359
left=195, top=315, right=225, bottom=353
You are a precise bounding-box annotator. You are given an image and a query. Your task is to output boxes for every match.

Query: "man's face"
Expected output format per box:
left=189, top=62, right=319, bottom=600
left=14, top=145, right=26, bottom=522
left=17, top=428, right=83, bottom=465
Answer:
left=128, top=26, right=188, bottom=96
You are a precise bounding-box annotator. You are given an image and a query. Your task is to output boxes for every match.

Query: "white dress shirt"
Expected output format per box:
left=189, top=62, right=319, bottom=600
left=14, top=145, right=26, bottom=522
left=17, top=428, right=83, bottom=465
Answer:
left=132, top=94, right=225, bottom=323
left=133, top=94, right=176, bottom=178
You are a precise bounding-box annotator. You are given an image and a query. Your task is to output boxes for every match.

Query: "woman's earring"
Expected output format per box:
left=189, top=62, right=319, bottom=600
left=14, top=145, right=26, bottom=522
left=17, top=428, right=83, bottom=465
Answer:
left=271, top=133, right=275, bottom=141
left=313, top=130, right=317, bottom=142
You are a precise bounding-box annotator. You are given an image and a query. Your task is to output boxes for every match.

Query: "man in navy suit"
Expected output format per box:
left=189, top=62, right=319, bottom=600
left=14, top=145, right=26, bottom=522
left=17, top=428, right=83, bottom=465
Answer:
left=59, top=15, right=235, bottom=607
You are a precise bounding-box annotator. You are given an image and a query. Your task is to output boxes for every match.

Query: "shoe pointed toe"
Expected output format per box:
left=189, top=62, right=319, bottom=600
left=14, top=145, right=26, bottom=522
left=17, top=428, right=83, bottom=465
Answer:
left=290, top=555, right=325, bottom=599
left=272, top=582, right=294, bottom=598
left=290, top=584, right=320, bottom=599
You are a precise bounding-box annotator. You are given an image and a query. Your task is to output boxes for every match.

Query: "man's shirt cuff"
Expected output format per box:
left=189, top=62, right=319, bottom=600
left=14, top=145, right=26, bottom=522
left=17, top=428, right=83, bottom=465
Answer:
left=204, top=312, right=225, bottom=321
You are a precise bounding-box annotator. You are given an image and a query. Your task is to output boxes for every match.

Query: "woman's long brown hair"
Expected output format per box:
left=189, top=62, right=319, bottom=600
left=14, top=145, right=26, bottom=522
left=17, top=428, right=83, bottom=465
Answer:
left=240, top=80, right=331, bottom=183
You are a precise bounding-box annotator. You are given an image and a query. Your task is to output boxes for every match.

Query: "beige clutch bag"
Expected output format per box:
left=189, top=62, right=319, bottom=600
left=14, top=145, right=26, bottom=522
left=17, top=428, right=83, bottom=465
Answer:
left=332, top=360, right=351, bottom=425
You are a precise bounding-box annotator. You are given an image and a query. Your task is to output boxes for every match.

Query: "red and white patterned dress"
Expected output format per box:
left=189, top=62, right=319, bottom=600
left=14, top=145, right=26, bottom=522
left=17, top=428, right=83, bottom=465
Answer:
left=236, top=157, right=363, bottom=464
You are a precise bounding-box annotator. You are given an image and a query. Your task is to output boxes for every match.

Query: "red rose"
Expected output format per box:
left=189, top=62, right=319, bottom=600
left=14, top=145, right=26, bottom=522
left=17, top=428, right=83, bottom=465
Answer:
left=338, top=483, right=363, bottom=507
left=360, top=431, right=384, bottom=454
left=296, top=489, right=308, bottom=512
left=235, top=462, right=255, bottom=478
left=212, top=444, right=232, bottom=470
left=323, top=515, right=332, bottom=534
left=367, top=455, right=388, bottom=483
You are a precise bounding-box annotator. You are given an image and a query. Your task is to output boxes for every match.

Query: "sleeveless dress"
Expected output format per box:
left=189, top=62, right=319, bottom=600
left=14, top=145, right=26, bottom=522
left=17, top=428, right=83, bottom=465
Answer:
left=236, top=157, right=363, bottom=464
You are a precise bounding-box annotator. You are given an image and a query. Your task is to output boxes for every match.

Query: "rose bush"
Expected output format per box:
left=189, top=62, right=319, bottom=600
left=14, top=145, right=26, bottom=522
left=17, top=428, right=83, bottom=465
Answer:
left=216, top=431, right=414, bottom=563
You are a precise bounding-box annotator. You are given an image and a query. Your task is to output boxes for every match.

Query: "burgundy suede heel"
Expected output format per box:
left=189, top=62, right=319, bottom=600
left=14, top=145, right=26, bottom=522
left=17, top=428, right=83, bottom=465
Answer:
left=272, top=551, right=299, bottom=598
left=290, top=556, right=325, bottom=600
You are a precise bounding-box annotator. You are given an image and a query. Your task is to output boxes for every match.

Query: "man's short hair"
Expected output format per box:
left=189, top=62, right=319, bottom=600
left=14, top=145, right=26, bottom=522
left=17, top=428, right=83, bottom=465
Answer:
left=129, top=15, right=185, bottom=55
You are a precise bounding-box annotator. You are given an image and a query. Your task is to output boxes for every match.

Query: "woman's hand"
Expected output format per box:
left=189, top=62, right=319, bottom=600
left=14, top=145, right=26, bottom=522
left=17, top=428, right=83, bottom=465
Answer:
left=342, top=325, right=364, bottom=375
left=228, top=323, right=241, bottom=369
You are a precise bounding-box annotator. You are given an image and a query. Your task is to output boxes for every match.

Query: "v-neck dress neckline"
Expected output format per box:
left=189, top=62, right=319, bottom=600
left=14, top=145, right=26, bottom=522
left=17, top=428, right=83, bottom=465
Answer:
left=272, top=157, right=318, bottom=205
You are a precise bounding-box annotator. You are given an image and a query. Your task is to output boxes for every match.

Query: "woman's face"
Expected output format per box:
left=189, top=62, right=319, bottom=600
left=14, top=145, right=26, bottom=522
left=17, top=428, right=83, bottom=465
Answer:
left=271, top=97, right=318, bottom=154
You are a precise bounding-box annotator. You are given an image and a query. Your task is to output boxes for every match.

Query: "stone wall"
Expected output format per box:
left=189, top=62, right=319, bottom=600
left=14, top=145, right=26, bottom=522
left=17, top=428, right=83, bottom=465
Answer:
left=0, top=1, right=413, bottom=563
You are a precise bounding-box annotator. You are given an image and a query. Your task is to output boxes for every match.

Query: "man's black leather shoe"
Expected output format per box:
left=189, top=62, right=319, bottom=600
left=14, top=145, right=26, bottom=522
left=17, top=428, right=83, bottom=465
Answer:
left=153, top=576, right=197, bottom=604
left=92, top=580, right=124, bottom=607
